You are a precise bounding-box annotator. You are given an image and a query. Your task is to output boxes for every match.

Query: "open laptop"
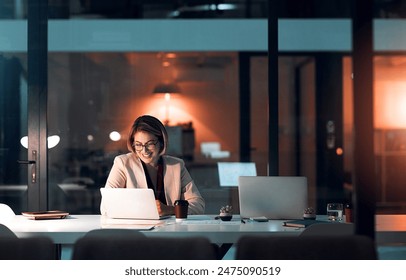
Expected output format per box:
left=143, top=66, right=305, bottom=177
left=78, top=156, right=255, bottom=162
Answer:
left=238, top=176, right=308, bottom=220
left=100, top=188, right=171, bottom=220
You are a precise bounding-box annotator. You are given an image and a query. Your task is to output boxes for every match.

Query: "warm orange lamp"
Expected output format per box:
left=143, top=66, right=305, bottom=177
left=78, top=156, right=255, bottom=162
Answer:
left=153, top=82, right=181, bottom=125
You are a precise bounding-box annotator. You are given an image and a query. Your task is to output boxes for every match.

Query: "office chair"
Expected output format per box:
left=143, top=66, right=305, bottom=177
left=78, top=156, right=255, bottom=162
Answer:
left=0, top=223, right=17, bottom=237
left=72, top=235, right=217, bottom=260
left=236, top=235, right=377, bottom=260
left=300, top=222, right=354, bottom=236
left=0, top=237, right=57, bottom=260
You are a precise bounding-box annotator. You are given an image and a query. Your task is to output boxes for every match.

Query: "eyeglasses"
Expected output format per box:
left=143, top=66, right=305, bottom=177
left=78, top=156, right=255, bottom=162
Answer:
left=133, top=140, right=158, bottom=151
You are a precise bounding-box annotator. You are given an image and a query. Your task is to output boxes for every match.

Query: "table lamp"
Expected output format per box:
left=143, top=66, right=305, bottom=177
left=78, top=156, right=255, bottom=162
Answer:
left=153, top=82, right=181, bottom=125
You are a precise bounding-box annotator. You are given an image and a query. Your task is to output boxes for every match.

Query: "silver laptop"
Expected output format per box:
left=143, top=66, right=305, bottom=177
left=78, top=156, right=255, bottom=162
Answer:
left=238, top=176, right=308, bottom=220
left=100, top=188, right=171, bottom=220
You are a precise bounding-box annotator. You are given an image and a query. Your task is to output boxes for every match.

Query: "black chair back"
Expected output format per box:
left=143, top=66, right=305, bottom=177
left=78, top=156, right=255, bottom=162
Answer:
left=300, top=222, right=354, bottom=236
left=0, top=224, right=17, bottom=238
left=0, top=237, right=57, bottom=260
left=236, top=235, right=377, bottom=260
left=72, top=235, right=217, bottom=260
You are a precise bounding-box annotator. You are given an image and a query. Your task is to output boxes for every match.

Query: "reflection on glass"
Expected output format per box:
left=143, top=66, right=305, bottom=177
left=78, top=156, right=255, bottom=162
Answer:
left=19, top=135, right=60, bottom=149
left=47, top=52, right=244, bottom=214
left=0, top=53, right=27, bottom=214
left=374, top=56, right=406, bottom=213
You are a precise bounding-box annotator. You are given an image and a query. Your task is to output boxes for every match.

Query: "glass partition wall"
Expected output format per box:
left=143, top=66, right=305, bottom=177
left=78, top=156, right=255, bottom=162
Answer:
left=0, top=51, right=28, bottom=214
left=0, top=11, right=28, bottom=214
left=2, top=1, right=406, bottom=224
left=373, top=55, right=406, bottom=213
left=47, top=51, right=250, bottom=214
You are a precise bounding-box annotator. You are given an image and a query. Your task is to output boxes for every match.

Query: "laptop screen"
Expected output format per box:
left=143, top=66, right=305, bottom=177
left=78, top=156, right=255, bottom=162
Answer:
left=238, top=176, right=308, bottom=219
left=100, top=188, right=170, bottom=220
left=217, top=162, right=257, bottom=187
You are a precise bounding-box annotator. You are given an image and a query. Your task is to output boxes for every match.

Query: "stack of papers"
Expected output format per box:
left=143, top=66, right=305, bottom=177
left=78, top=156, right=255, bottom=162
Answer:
left=100, top=217, right=164, bottom=230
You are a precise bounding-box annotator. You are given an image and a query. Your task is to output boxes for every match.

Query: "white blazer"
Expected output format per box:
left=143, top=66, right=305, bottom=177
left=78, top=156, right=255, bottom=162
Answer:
left=101, top=153, right=205, bottom=215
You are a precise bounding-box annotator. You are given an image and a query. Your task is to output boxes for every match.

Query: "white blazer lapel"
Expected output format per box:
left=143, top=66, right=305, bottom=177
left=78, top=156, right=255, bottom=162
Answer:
left=132, top=156, right=148, bottom=189
left=162, top=156, right=181, bottom=205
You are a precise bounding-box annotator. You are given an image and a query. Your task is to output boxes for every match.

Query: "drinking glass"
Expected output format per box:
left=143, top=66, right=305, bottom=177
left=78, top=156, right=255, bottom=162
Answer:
left=327, top=203, right=343, bottom=221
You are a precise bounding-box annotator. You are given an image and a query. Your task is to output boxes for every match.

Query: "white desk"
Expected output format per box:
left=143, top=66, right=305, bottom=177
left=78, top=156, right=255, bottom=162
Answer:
left=4, top=214, right=406, bottom=245
left=4, top=215, right=302, bottom=245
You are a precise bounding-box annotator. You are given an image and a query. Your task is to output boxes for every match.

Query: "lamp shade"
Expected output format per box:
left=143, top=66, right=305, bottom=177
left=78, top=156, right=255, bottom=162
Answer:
left=153, top=82, right=181, bottom=94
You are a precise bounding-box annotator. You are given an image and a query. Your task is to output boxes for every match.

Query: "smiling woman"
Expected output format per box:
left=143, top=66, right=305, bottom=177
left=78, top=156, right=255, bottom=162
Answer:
left=100, top=115, right=205, bottom=216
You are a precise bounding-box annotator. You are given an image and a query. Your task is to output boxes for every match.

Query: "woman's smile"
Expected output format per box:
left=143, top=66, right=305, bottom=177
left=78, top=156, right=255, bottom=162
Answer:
left=134, top=131, right=160, bottom=166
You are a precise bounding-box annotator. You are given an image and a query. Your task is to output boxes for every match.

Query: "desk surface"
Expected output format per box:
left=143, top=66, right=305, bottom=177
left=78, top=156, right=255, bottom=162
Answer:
left=5, top=215, right=302, bottom=244
left=4, top=214, right=406, bottom=245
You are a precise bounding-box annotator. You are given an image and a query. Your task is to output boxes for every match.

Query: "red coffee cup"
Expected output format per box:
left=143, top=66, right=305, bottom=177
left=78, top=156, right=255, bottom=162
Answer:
left=174, top=200, right=189, bottom=220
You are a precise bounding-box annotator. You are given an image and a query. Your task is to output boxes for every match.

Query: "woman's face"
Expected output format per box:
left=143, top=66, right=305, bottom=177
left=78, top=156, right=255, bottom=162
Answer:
left=133, top=131, right=161, bottom=166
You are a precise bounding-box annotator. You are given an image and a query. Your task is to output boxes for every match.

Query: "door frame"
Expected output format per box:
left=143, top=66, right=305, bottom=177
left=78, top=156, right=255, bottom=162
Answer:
left=26, top=0, right=48, bottom=211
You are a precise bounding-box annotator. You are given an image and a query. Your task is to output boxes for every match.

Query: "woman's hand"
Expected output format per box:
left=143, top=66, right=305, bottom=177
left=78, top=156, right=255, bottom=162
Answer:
left=155, top=200, right=175, bottom=216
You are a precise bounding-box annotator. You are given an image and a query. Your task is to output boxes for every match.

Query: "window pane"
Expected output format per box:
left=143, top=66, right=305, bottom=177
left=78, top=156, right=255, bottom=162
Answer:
left=47, top=1, right=268, bottom=19
left=374, top=56, right=406, bottom=213
left=0, top=13, right=28, bottom=214
left=48, top=51, right=260, bottom=214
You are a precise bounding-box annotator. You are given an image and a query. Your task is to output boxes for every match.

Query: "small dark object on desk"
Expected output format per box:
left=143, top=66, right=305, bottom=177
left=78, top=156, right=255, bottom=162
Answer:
left=218, top=205, right=233, bottom=221
left=283, top=219, right=329, bottom=228
left=250, top=217, right=269, bottom=222
left=174, top=199, right=189, bottom=220
left=303, top=207, right=316, bottom=220
left=303, top=215, right=316, bottom=220
left=219, top=215, right=232, bottom=221
left=214, top=215, right=233, bottom=221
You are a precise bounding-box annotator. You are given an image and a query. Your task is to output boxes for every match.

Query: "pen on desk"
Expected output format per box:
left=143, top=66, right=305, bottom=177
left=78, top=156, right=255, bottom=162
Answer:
left=241, top=219, right=246, bottom=224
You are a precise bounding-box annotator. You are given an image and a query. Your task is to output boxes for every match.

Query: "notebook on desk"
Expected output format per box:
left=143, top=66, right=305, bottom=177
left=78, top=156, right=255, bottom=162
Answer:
left=238, top=176, right=308, bottom=220
left=100, top=188, right=171, bottom=220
